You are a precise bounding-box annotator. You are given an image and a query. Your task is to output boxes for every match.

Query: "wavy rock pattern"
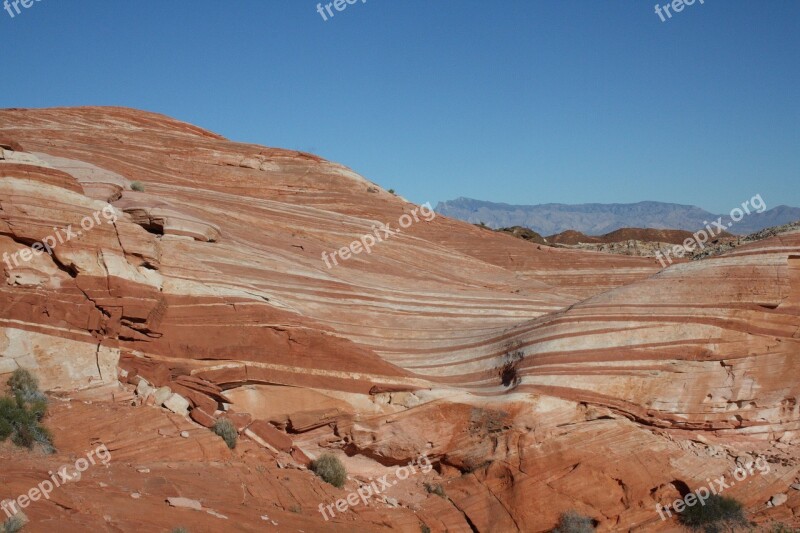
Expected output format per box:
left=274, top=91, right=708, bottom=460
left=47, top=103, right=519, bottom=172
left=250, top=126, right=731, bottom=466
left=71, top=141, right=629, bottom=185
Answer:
left=0, top=107, right=797, bottom=531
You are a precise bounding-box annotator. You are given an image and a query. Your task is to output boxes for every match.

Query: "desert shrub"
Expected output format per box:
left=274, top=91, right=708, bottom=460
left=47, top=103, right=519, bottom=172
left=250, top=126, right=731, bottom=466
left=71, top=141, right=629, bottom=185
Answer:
left=552, top=511, right=595, bottom=533
left=8, top=369, right=40, bottom=399
left=0, top=396, right=53, bottom=451
left=388, top=188, right=395, bottom=194
left=130, top=181, right=145, bottom=192
left=0, top=370, right=53, bottom=453
left=170, top=529, right=188, bottom=533
left=212, top=419, right=237, bottom=449
left=311, top=453, right=347, bottom=488
left=766, top=524, right=800, bottom=533
left=424, top=482, right=446, bottom=498
left=678, top=494, right=747, bottom=532
left=420, top=525, right=431, bottom=533
left=2, top=515, right=25, bottom=532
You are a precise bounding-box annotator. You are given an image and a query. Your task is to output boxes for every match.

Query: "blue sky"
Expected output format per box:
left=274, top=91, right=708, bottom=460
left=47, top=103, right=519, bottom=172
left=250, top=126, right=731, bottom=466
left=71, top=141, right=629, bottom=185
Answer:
left=1, top=0, right=797, bottom=213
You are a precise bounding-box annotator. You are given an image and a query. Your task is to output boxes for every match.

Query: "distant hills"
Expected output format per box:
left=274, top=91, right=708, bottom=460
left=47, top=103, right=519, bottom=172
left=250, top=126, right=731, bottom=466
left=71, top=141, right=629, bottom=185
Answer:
left=545, top=227, right=728, bottom=246
left=435, top=198, right=800, bottom=235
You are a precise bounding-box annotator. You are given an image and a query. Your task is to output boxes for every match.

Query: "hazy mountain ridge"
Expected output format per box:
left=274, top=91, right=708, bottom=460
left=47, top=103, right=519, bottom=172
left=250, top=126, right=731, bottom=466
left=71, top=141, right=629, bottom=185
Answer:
left=436, top=197, right=800, bottom=235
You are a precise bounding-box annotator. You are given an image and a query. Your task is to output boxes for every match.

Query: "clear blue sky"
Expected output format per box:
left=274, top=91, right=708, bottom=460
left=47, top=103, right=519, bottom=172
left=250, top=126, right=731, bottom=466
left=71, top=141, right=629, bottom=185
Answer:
left=1, top=1, right=797, bottom=212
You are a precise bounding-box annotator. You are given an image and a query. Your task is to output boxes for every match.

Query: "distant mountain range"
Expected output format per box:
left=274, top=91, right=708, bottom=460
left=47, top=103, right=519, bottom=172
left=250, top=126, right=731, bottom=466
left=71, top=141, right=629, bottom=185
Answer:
left=435, top=198, right=800, bottom=235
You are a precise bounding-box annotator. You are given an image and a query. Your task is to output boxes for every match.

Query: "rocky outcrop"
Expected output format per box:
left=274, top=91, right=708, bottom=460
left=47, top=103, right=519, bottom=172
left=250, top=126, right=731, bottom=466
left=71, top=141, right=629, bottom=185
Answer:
left=114, top=195, right=221, bottom=242
left=0, top=107, right=797, bottom=531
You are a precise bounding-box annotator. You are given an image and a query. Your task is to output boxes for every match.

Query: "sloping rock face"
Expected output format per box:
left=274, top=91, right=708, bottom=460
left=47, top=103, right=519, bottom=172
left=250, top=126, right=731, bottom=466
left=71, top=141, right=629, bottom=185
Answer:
left=0, top=107, right=797, bottom=531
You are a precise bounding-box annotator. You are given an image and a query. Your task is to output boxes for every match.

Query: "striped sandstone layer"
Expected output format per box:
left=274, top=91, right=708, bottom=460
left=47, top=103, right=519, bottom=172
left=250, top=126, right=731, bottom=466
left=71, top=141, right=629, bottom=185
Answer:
left=0, top=107, right=797, bottom=531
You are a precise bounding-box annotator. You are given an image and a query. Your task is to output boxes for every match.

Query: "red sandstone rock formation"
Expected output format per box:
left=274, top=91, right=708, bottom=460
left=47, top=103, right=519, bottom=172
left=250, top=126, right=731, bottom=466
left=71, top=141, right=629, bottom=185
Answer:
left=0, top=107, right=797, bottom=531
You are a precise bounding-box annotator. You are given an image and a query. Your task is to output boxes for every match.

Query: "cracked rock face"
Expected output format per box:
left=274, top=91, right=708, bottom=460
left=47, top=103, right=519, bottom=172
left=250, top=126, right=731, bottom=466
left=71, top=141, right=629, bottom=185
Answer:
left=0, top=107, right=798, bottom=531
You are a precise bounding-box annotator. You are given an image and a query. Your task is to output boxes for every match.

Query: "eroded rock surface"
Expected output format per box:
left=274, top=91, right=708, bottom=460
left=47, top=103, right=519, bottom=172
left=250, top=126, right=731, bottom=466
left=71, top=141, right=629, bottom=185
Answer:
left=0, top=107, right=797, bottom=531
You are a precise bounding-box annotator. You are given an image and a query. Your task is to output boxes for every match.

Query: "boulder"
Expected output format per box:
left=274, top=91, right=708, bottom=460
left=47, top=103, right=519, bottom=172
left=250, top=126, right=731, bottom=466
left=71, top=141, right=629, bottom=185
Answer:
left=135, top=378, right=152, bottom=396
left=166, top=497, right=202, bottom=511
left=153, top=386, right=173, bottom=406
left=287, top=408, right=342, bottom=433
left=163, top=393, right=190, bottom=416
left=770, top=493, right=788, bottom=507
left=246, top=420, right=293, bottom=453
left=169, top=382, right=219, bottom=413
left=190, top=407, right=216, bottom=428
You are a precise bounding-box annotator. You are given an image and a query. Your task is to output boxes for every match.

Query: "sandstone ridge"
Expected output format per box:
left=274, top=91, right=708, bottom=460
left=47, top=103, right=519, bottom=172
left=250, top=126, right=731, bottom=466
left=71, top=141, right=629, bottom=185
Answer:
left=0, top=107, right=797, bottom=531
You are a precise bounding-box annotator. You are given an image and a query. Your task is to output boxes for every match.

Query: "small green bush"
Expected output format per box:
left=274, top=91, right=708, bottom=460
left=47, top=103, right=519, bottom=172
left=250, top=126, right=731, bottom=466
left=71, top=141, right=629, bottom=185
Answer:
left=388, top=188, right=396, bottom=194
left=9, top=369, right=44, bottom=404
left=766, top=524, right=800, bottom=533
left=552, top=511, right=595, bottom=533
left=8, top=369, right=39, bottom=397
left=311, top=453, right=347, bottom=488
left=170, top=528, right=188, bottom=533
left=2, top=514, right=25, bottom=532
left=0, top=369, right=53, bottom=453
left=212, top=419, right=237, bottom=449
left=420, top=525, right=431, bottom=533
left=678, top=494, right=747, bottom=532
left=130, top=181, right=145, bottom=192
